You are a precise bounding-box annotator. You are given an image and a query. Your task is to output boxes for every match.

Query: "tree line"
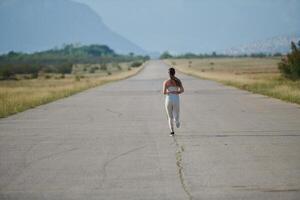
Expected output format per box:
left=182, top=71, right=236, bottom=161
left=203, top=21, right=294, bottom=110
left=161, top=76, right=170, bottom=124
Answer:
left=160, top=51, right=283, bottom=59
left=0, top=44, right=149, bottom=80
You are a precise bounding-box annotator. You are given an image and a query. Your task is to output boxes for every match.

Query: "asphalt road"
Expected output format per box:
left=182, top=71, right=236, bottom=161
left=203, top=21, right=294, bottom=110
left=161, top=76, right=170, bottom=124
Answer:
left=0, top=60, right=300, bottom=200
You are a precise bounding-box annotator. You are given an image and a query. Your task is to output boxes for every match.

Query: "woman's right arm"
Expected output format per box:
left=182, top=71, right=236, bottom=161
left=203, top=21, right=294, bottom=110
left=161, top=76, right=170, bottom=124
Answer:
left=179, top=82, right=184, bottom=94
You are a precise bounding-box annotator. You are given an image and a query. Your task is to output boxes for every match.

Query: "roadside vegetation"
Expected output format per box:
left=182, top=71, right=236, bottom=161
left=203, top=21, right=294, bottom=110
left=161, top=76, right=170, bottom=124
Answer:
left=0, top=44, right=148, bottom=118
left=164, top=41, right=300, bottom=105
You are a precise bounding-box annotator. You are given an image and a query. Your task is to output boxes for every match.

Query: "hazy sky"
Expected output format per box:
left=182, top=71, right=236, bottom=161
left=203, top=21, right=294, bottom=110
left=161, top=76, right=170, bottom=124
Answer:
left=75, top=0, right=300, bottom=53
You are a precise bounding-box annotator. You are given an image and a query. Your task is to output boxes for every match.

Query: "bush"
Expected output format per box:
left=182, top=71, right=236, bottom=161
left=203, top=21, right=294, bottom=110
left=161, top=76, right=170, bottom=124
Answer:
left=130, top=61, right=143, bottom=68
left=250, top=53, right=267, bottom=58
left=31, top=72, right=38, bottom=79
left=100, top=63, right=107, bottom=71
left=273, top=52, right=282, bottom=57
left=107, top=71, right=112, bottom=75
left=113, top=63, right=122, bottom=70
left=44, top=74, right=51, bottom=79
left=57, top=63, right=73, bottom=74
left=45, top=74, right=52, bottom=79
left=89, top=66, right=98, bottom=73
left=278, top=41, right=300, bottom=80
left=75, top=75, right=81, bottom=81
left=0, top=66, right=13, bottom=79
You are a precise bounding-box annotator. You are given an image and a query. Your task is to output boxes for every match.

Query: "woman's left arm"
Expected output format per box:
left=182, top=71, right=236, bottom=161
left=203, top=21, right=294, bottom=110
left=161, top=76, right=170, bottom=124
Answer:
left=163, top=81, right=167, bottom=95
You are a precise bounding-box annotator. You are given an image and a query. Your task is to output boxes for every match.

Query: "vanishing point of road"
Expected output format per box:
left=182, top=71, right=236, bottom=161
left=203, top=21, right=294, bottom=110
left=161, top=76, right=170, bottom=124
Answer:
left=0, top=60, right=300, bottom=200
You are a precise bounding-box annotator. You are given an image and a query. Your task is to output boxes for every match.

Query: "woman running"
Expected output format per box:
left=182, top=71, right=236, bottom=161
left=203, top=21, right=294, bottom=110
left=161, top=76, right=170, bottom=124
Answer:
left=163, top=67, right=184, bottom=136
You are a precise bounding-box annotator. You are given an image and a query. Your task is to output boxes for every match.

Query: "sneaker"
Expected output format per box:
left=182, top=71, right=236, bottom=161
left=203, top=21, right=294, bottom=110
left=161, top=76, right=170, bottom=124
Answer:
left=170, top=132, right=175, bottom=136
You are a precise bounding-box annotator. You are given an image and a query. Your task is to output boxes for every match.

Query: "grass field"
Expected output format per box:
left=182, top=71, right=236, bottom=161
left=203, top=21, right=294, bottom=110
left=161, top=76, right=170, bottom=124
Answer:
left=164, top=58, right=300, bottom=105
left=0, top=63, right=145, bottom=118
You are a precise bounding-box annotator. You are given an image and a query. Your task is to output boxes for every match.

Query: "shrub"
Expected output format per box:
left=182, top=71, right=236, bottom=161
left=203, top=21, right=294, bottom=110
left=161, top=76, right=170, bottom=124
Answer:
left=250, top=53, right=267, bottom=58
left=278, top=41, right=300, bottom=80
left=44, top=74, right=51, bottom=79
left=113, top=63, right=122, bottom=70
left=31, top=72, right=38, bottom=79
left=130, top=61, right=143, bottom=68
left=0, top=66, right=13, bottom=79
left=89, top=67, right=97, bottom=73
left=100, top=63, right=107, bottom=71
left=107, top=71, right=112, bottom=75
left=23, top=75, right=31, bottom=80
left=56, top=63, right=73, bottom=74
left=75, top=75, right=80, bottom=81
left=273, top=52, right=282, bottom=57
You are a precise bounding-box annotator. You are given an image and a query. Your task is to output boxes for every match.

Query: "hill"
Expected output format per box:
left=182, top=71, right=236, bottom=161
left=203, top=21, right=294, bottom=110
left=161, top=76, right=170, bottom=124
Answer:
left=0, top=0, right=146, bottom=55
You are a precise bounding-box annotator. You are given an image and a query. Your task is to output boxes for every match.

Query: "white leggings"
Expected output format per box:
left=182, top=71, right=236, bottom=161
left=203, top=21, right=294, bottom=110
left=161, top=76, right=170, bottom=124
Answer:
left=165, top=94, right=180, bottom=132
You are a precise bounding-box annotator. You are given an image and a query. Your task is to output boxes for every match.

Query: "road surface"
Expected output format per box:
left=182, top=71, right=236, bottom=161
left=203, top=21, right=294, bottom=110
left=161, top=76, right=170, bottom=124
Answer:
left=0, top=60, right=300, bottom=200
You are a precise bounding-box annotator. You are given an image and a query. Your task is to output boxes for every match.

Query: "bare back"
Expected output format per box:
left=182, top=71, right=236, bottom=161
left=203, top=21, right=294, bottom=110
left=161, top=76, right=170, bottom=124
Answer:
left=163, top=78, right=184, bottom=95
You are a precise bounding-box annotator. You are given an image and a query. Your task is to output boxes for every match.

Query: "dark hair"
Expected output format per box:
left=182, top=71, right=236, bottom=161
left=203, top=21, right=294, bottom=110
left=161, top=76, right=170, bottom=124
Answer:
left=168, top=67, right=182, bottom=87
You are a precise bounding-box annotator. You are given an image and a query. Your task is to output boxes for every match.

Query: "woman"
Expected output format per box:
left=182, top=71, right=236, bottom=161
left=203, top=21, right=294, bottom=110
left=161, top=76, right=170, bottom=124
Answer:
left=163, top=67, right=184, bottom=136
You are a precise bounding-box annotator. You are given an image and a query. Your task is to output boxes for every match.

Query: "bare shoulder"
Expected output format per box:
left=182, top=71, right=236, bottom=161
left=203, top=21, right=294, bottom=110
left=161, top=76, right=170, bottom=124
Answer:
left=163, top=79, right=170, bottom=85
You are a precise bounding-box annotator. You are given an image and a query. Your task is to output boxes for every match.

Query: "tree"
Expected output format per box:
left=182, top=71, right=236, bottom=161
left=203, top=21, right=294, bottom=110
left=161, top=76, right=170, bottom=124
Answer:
left=278, top=41, right=300, bottom=80
left=160, top=51, right=173, bottom=59
left=273, top=52, right=282, bottom=57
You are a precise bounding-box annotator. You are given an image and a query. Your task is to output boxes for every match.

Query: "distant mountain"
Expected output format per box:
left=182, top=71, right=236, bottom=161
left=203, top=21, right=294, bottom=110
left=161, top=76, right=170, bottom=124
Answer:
left=222, top=34, right=300, bottom=55
left=0, top=0, right=146, bottom=55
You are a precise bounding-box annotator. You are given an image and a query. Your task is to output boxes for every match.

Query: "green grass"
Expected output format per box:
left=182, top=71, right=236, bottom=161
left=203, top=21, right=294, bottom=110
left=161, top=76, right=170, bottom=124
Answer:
left=165, top=58, right=300, bottom=105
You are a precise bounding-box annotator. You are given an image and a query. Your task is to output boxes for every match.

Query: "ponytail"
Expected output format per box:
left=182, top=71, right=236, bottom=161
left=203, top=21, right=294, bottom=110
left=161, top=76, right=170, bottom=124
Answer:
left=169, top=67, right=182, bottom=87
left=170, top=75, right=182, bottom=87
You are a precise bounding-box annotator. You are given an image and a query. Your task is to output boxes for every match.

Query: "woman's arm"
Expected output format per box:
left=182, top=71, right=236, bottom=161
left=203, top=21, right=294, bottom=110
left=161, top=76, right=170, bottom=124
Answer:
left=163, top=81, right=167, bottom=95
left=179, top=83, right=184, bottom=94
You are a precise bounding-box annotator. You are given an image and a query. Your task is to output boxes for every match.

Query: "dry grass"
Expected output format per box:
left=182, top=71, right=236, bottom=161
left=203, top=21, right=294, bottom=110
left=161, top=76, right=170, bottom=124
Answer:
left=0, top=64, right=144, bottom=118
left=165, top=58, right=300, bottom=105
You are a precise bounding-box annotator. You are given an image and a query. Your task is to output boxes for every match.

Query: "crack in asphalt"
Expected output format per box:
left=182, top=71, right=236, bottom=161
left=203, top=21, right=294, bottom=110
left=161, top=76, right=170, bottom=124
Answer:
left=100, top=145, right=147, bottom=188
left=106, top=108, right=123, bottom=117
left=173, top=136, right=193, bottom=200
left=25, top=147, right=79, bottom=168
left=0, top=145, right=78, bottom=191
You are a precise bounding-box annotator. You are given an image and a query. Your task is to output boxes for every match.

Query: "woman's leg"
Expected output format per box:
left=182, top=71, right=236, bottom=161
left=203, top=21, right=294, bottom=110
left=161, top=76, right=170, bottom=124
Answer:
left=173, top=98, right=180, bottom=128
left=165, top=98, right=174, bottom=132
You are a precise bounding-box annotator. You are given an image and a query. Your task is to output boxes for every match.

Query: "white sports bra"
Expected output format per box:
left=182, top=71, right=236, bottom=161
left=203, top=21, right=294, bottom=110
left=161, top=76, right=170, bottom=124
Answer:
left=167, top=86, right=178, bottom=93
